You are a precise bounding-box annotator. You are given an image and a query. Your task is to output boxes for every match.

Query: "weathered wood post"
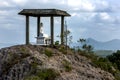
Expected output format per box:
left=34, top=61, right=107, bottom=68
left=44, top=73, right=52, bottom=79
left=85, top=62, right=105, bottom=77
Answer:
left=37, top=16, right=40, bottom=37
left=26, top=15, right=29, bottom=45
left=51, top=16, right=54, bottom=46
left=61, top=16, right=64, bottom=45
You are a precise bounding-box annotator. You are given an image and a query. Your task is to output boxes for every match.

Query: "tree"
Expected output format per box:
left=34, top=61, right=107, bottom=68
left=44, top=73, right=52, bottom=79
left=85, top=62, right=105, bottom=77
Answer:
left=77, top=38, right=86, bottom=47
left=64, top=30, right=72, bottom=46
left=107, top=50, right=120, bottom=70
left=77, top=38, right=86, bottom=49
left=56, top=21, right=72, bottom=47
left=77, top=38, right=93, bottom=53
left=82, top=44, right=93, bottom=53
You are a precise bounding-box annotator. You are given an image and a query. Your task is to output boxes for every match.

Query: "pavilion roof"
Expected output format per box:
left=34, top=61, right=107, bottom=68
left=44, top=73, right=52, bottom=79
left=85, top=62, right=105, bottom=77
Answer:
left=18, top=9, right=70, bottom=17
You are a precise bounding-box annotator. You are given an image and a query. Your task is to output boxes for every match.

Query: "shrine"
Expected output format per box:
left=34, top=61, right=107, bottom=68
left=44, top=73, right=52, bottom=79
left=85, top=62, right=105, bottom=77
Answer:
left=18, top=9, right=70, bottom=46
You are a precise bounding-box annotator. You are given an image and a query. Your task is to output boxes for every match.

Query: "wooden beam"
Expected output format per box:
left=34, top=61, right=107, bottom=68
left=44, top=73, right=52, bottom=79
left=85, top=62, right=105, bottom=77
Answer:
left=26, top=15, right=29, bottom=45
left=37, top=16, right=40, bottom=37
left=50, top=16, right=54, bottom=46
left=61, top=16, right=64, bottom=45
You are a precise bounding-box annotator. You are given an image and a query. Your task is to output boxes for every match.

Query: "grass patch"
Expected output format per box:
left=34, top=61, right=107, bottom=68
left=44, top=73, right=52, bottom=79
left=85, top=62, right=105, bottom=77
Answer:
left=58, top=46, right=67, bottom=54
left=37, top=68, right=59, bottom=80
left=44, top=48, right=53, bottom=57
left=24, top=68, right=60, bottom=80
left=62, top=59, right=72, bottom=72
left=24, top=76, right=40, bottom=80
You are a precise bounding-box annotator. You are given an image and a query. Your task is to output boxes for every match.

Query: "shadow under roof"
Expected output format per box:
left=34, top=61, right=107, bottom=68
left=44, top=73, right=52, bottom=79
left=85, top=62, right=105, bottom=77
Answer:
left=18, top=9, right=71, bottom=17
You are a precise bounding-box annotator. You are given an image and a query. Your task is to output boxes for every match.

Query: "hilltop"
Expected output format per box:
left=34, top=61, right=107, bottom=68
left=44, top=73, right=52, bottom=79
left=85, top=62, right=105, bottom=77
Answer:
left=0, top=45, right=115, bottom=80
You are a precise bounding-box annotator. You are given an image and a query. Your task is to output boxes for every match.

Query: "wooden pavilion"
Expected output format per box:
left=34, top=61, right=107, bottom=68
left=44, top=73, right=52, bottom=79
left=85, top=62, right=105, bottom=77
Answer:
left=18, top=9, right=70, bottom=46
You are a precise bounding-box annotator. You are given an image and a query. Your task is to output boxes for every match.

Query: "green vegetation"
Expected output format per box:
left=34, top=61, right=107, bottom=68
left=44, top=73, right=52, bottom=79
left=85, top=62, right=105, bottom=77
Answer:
left=57, top=29, right=73, bottom=46
left=37, top=68, right=59, bottom=80
left=76, top=48, right=120, bottom=80
left=24, top=68, right=60, bottom=80
left=58, top=46, right=67, bottom=54
left=44, top=48, right=53, bottom=57
left=77, top=38, right=93, bottom=53
left=62, top=59, right=72, bottom=72
left=107, top=50, right=120, bottom=70
left=55, top=41, right=59, bottom=46
left=75, top=38, right=120, bottom=80
left=107, top=50, right=120, bottom=79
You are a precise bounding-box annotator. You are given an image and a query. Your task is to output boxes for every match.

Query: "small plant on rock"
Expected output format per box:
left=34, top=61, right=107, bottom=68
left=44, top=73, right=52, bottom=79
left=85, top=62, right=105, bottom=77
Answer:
left=44, top=48, right=53, bottom=57
left=62, top=59, right=72, bottom=72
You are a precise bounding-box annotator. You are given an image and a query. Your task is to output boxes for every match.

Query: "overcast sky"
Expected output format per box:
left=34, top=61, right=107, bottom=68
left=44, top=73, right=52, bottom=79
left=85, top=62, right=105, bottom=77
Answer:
left=0, top=0, right=120, bottom=44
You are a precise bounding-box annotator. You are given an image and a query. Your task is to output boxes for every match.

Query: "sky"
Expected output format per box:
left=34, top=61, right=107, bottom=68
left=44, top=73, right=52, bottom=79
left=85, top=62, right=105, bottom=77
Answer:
left=0, top=0, right=120, bottom=44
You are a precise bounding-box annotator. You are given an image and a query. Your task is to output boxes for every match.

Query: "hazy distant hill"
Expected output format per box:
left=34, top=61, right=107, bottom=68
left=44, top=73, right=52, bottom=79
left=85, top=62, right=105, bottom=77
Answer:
left=86, top=38, right=120, bottom=50
left=72, top=38, right=120, bottom=50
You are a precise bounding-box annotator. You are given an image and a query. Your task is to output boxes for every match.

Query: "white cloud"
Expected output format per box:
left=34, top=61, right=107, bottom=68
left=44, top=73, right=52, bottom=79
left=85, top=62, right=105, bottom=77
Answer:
left=99, top=12, right=115, bottom=23
left=100, top=12, right=111, bottom=20
left=71, top=13, right=80, bottom=17
left=12, top=0, right=27, bottom=4
left=68, top=0, right=82, bottom=7
left=81, top=1, right=95, bottom=11
left=0, top=10, right=7, bottom=15
left=68, top=0, right=95, bottom=11
left=0, top=1, right=12, bottom=7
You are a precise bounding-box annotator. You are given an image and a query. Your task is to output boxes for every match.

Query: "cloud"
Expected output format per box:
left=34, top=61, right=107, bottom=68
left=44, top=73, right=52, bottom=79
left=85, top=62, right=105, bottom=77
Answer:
left=0, top=1, right=11, bottom=7
left=100, top=13, right=111, bottom=20
left=12, top=0, right=27, bottom=4
left=68, top=0, right=94, bottom=12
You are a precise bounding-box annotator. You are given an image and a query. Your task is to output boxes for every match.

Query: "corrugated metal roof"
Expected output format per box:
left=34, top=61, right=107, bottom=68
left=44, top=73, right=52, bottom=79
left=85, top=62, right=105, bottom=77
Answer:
left=18, top=9, right=70, bottom=17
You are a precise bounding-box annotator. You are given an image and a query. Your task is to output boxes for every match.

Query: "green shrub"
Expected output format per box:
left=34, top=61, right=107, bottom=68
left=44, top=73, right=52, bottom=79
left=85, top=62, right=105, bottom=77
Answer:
left=55, top=41, right=59, bottom=45
left=62, top=59, right=72, bottom=72
left=37, top=68, right=59, bottom=80
left=78, top=50, right=97, bottom=60
left=44, top=48, right=53, bottom=57
left=25, top=68, right=59, bottom=80
left=59, top=46, right=67, bottom=54
left=107, top=50, right=120, bottom=70
left=78, top=50, right=119, bottom=79
left=93, top=59, right=111, bottom=71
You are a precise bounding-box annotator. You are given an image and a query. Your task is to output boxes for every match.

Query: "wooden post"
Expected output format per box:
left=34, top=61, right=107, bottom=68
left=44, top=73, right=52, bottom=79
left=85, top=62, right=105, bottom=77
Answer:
left=51, top=16, right=54, bottom=46
left=37, top=16, right=40, bottom=37
left=61, top=16, right=64, bottom=45
left=26, top=15, right=29, bottom=45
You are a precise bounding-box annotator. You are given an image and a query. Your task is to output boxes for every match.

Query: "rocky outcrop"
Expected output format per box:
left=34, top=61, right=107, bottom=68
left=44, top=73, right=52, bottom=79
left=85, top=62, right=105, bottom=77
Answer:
left=0, top=45, right=115, bottom=80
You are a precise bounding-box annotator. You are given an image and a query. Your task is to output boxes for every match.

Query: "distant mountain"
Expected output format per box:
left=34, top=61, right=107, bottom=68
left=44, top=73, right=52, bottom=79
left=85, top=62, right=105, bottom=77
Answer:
left=86, top=38, right=120, bottom=50
left=72, top=38, right=120, bottom=50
